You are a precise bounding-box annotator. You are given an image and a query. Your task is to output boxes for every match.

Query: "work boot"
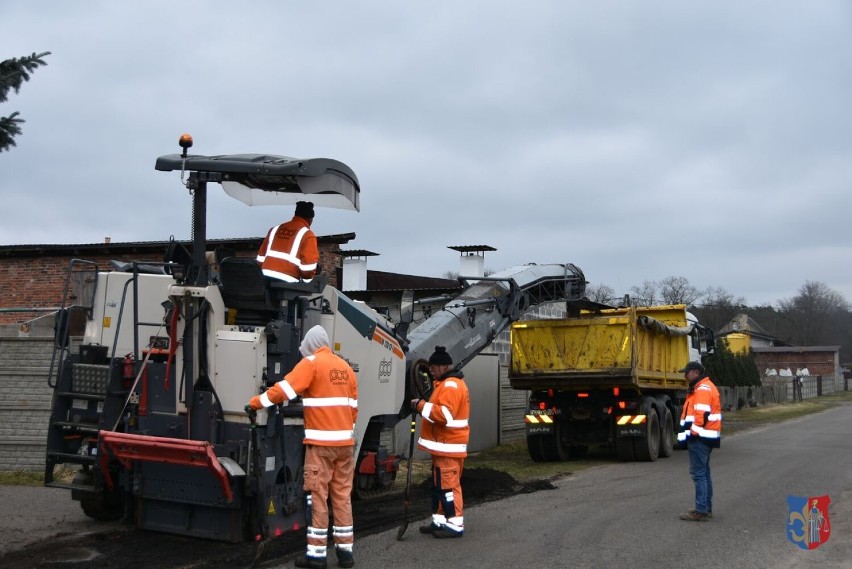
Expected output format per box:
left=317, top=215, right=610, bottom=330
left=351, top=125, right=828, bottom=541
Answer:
left=432, top=527, right=464, bottom=538
left=336, top=548, right=355, bottom=568
left=419, top=523, right=442, bottom=535
left=679, top=510, right=710, bottom=522
left=294, top=555, right=328, bottom=569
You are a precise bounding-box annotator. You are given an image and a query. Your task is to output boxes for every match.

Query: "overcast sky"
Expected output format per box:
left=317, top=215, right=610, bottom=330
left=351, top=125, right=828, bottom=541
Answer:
left=3, top=1, right=851, bottom=306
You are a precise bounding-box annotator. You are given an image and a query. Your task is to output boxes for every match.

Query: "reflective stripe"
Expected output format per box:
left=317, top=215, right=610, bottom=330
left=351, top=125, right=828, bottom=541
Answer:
left=261, top=268, right=300, bottom=282
left=707, top=413, right=722, bottom=421
left=303, top=397, right=358, bottom=409
left=264, top=227, right=316, bottom=270
left=445, top=517, right=464, bottom=532
left=444, top=380, right=459, bottom=389
left=333, top=525, right=354, bottom=538
left=691, top=426, right=721, bottom=439
left=694, top=403, right=712, bottom=412
left=257, top=224, right=282, bottom=262
left=421, top=402, right=435, bottom=422
left=278, top=379, right=298, bottom=400
left=305, top=428, right=355, bottom=442
left=440, top=405, right=469, bottom=428
left=417, top=437, right=467, bottom=454
left=259, top=392, right=274, bottom=408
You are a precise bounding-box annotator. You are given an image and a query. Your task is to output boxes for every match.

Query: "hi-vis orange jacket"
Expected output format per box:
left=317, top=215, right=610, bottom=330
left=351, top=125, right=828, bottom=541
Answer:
left=249, top=346, right=358, bottom=447
left=416, top=371, right=470, bottom=458
left=677, top=375, right=722, bottom=448
left=256, top=215, right=319, bottom=282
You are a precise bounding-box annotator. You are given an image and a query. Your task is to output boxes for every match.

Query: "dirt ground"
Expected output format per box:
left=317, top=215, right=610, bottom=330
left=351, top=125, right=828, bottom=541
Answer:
left=0, top=467, right=556, bottom=569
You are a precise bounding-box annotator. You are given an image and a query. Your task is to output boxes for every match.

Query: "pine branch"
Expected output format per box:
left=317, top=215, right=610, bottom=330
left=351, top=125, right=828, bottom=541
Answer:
left=0, top=112, right=24, bottom=152
left=0, top=51, right=51, bottom=103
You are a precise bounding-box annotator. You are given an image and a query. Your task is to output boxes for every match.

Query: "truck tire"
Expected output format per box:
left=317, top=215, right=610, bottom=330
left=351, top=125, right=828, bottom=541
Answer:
left=633, top=406, right=660, bottom=462
left=527, top=425, right=570, bottom=462
left=73, top=470, right=123, bottom=521
left=658, top=406, right=675, bottom=458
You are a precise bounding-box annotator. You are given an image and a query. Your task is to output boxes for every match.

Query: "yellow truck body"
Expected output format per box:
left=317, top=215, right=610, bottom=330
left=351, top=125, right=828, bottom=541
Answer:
left=509, top=304, right=694, bottom=391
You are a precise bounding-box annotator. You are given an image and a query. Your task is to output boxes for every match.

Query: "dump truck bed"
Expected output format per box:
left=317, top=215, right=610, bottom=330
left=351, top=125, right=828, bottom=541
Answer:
left=509, top=305, right=692, bottom=391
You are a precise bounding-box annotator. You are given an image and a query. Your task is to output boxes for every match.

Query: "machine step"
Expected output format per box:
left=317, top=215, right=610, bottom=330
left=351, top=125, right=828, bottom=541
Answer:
left=45, top=481, right=99, bottom=493
left=47, top=452, right=97, bottom=465
left=52, top=421, right=101, bottom=433
left=57, top=391, right=106, bottom=401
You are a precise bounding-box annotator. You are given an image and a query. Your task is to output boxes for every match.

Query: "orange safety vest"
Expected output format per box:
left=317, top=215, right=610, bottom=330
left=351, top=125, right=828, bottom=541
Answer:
left=417, top=371, right=470, bottom=458
left=678, top=376, right=722, bottom=448
left=256, top=216, right=319, bottom=282
left=253, top=346, right=358, bottom=446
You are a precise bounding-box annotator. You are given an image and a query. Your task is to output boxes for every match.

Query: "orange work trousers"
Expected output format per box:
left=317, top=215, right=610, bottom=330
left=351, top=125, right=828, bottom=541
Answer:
left=303, top=444, right=355, bottom=553
left=431, top=455, right=465, bottom=522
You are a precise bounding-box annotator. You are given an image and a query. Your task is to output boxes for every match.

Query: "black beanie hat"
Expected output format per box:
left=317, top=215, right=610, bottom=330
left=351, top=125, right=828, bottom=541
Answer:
left=295, top=201, right=314, bottom=219
left=428, top=346, right=453, bottom=366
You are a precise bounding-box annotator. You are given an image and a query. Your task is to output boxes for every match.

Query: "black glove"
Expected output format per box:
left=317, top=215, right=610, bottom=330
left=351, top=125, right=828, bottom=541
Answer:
left=244, top=404, right=257, bottom=422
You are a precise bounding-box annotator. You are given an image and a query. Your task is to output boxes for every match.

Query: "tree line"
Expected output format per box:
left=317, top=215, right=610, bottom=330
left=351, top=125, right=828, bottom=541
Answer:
left=586, top=277, right=852, bottom=368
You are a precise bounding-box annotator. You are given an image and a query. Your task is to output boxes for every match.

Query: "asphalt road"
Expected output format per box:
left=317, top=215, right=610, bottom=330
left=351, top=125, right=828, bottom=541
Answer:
left=2, top=403, right=850, bottom=568
left=350, top=403, right=852, bottom=569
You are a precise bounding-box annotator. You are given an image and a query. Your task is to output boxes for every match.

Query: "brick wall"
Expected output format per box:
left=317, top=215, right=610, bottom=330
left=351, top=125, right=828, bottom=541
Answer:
left=754, top=350, right=838, bottom=376
left=0, top=242, right=343, bottom=326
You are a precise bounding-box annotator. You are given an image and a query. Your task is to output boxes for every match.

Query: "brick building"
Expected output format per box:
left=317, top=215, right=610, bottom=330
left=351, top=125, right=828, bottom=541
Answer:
left=752, top=345, right=841, bottom=378
left=0, top=234, right=353, bottom=328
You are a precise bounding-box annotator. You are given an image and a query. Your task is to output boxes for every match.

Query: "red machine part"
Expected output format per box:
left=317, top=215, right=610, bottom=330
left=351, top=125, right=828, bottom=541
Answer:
left=98, top=430, right=233, bottom=502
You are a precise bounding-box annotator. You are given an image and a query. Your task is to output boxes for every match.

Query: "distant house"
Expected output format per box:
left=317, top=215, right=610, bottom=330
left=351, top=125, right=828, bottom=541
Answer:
left=716, top=313, right=791, bottom=353
left=716, top=314, right=841, bottom=380
left=337, top=249, right=462, bottom=325
left=752, top=346, right=841, bottom=379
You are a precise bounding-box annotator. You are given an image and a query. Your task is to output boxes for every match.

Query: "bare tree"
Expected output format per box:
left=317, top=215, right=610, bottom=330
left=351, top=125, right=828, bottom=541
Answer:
left=629, top=280, right=658, bottom=306
left=585, top=283, right=616, bottom=304
left=659, top=276, right=703, bottom=305
left=778, top=281, right=849, bottom=346
left=692, top=286, right=747, bottom=332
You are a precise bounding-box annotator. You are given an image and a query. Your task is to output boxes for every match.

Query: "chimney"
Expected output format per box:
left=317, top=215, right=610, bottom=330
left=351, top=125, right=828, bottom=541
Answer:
left=104, top=237, right=112, bottom=244
left=340, top=250, right=378, bottom=291
left=448, top=245, right=496, bottom=280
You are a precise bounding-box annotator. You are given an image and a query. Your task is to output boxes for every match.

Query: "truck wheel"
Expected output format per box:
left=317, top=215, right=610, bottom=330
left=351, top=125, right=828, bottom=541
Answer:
left=73, top=470, right=123, bottom=521
left=658, top=406, right=675, bottom=458
left=527, top=428, right=570, bottom=462
left=633, top=406, right=660, bottom=462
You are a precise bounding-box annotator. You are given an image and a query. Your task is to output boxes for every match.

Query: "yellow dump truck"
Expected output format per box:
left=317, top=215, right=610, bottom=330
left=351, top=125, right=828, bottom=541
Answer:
left=509, top=304, right=714, bottom=462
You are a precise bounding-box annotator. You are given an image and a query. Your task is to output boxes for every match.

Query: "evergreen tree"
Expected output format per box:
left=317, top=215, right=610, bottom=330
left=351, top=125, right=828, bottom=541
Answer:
left=704, top=339, right=761, bottom=387
left=1, top=51, right=50, bottom=152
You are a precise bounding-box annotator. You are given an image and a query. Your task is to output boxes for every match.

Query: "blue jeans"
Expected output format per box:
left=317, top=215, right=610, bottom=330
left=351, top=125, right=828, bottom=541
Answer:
left=687, top=439, right=713, bottom=514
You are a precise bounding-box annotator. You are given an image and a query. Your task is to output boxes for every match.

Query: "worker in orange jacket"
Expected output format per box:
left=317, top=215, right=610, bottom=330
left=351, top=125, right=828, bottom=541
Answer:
left=248, top=325, right=358, bottom=569
left=411, top=346, right=470, bottom=538
left=676, top=360, right=722, bottom=522
left=256, top=201, right=319, bottom=282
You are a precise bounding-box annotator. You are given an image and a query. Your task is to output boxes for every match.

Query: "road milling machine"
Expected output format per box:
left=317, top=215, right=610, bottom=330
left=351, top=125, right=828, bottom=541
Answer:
left=44, top=138, right=589, bottom=542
